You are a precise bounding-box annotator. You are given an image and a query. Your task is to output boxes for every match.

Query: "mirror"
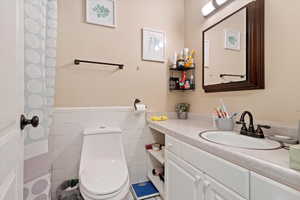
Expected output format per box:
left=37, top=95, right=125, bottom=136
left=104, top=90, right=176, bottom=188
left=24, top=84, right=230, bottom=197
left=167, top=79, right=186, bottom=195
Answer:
left=204, top=8, right=247, bottom=86
left=202, top=0, right=265, bottom=93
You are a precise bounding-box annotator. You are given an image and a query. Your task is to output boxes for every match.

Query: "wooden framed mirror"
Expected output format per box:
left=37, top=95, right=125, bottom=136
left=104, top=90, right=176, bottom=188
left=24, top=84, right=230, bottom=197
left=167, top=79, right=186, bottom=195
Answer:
left=202, top=0, right=264, bottom=93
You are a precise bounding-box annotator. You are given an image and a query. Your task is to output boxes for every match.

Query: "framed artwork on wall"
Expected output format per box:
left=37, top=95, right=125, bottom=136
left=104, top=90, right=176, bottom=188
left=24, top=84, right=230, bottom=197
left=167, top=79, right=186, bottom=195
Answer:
left=142, top=28, right=166, bottom=63
left=224, top=29, right=241, bottom=51
left=86, top=0, right=116, bottom=28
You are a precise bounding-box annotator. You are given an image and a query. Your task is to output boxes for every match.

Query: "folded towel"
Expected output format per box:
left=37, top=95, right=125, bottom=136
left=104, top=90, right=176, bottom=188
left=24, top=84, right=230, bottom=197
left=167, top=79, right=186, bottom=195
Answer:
left=151, top=116, right=168, bottom=121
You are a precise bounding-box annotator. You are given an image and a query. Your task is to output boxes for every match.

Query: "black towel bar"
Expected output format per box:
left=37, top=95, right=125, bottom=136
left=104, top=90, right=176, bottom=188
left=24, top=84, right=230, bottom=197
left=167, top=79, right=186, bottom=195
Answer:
left=220, top=74, right=245, bottom=78
left=74, top=59, right=124, bottom=69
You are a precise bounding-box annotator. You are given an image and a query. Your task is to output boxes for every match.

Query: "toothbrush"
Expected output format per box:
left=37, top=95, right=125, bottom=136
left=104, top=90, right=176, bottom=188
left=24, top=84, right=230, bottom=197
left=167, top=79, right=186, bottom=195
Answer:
left=215, top=108, right=222, bottom=118
left=218, top=107, right=226, bottom=119
left=220, top=99, right=229, bottom=118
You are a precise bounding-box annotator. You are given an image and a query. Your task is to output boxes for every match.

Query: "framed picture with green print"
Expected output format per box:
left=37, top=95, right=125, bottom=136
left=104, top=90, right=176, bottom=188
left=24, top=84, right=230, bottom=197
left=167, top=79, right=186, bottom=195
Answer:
left=86, top=0, right=116, bottom=28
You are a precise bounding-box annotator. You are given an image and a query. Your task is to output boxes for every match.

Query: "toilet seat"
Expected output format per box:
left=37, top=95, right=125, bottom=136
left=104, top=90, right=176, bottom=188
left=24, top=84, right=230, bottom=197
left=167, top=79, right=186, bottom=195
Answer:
left=80, top=178, right=130, bottom=200
left=79, top=159, right=129, bottom=199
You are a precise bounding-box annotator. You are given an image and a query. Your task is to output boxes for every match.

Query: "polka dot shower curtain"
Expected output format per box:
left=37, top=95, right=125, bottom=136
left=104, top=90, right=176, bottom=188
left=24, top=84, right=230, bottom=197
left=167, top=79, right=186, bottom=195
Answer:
left=24, top=0, right=57, bottom=155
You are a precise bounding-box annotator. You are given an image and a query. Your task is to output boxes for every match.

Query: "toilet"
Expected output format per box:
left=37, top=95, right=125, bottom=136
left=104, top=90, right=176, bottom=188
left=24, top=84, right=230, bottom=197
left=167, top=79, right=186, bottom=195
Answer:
left=79, top=127, right=130, bottom=200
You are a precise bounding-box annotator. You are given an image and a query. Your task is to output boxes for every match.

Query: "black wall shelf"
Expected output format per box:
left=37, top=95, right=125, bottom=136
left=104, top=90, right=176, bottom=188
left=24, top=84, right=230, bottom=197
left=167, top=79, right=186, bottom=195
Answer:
left=169, top=67, right=195, bottom=71
left=170, top=88, right=195, bottom=91
left=169, top=65, right=196, bottom=91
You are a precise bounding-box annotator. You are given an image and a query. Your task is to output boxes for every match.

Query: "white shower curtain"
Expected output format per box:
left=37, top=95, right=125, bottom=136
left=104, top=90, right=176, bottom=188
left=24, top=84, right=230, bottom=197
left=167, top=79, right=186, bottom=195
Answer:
left=24, top=0, right=57, bottom=147
left=23, top=0, right=57, bottom=199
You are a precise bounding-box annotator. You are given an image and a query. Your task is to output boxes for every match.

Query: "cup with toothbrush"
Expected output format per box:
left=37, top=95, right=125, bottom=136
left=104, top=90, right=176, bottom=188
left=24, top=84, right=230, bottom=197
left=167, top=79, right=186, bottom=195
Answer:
left=213, top=104, right=236, bottom=131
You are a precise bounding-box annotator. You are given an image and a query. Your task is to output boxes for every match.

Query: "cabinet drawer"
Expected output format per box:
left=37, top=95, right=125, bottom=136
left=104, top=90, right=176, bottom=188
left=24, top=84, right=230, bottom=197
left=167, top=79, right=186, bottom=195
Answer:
left=166, top=135, right=183, bottom=156
left=250, top=172, right=300, bottom=200
left=166, top=136, right=250, bottom=199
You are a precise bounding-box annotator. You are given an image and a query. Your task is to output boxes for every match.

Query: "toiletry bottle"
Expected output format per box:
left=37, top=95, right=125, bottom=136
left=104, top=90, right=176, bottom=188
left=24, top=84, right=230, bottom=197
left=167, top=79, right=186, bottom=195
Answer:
left=177, top=59, right=185, bottom=69
left=191, top=50, right=196, bottom=67
left=190, top=74, right=195, bottom=89
left=179, top=50, right=184, bottom=60
left=175, top=78, right=180, bottom=89
left=172, top=52, right=178, bottom=69
left=183, top=48, right=189, bottom=61
left=179, top=72, right=187, bottom=89
left=184, top=48, right=190, bottom=68
left=177, top=50, right=185, bottom=69
left=184, top=49, right=195, bottom=68
left=184, top=80, right=190, bottom=89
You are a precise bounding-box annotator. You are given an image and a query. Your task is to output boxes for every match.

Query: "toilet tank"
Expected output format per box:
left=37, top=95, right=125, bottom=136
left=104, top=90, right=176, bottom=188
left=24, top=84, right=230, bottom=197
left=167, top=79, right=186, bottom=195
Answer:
left=80, top=127, right=125, bottom=171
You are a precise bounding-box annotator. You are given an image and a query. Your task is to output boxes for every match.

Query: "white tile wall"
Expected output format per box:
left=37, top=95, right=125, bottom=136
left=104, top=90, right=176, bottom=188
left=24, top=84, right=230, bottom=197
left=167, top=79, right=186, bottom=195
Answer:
left=50, top=107, right=157, bottom=199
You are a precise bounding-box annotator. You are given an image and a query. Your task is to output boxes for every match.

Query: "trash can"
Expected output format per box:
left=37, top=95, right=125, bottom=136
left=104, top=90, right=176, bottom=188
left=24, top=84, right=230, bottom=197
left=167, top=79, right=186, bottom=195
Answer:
left=56, top=179, right=83, bottom=200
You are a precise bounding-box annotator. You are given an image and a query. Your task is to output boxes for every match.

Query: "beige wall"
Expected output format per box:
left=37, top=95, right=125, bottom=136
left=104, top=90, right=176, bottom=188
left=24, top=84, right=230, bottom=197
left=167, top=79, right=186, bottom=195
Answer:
left=56, top=0, right=300, bottom=125
left=184, top=0, right=300, bottom=125
left=55, top=0, right=185, bottom=112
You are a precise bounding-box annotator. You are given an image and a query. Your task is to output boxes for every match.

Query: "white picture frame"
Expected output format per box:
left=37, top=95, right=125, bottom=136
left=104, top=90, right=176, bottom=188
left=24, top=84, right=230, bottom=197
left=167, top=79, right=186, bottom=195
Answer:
left=142, top=28, right=166, bottom=63
left=86, top=0, right=116, bottom=28
left=224, top=29, right=241, bottom=51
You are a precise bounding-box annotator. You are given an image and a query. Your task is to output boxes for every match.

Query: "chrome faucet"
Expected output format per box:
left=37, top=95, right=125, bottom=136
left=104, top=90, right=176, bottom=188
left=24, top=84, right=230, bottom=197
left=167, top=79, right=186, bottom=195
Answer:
left=236, top=111, right=271, bottom=138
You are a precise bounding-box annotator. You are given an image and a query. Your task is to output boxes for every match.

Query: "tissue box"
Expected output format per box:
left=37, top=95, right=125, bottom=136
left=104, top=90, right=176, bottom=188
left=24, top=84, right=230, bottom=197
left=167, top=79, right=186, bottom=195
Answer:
left=290, top=145, right=300, bottom=171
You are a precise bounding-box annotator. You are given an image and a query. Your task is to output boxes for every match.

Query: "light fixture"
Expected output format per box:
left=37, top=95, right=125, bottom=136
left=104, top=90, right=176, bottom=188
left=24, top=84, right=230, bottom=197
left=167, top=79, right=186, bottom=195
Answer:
left=201, top=1, right=216, bottom=17
left=215, top=0, right=228, bottom=6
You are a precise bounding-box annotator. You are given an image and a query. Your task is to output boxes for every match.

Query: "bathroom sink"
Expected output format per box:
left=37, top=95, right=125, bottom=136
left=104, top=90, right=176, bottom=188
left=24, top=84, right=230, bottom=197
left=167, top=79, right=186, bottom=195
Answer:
left=199, top=131, right=282, bottom=150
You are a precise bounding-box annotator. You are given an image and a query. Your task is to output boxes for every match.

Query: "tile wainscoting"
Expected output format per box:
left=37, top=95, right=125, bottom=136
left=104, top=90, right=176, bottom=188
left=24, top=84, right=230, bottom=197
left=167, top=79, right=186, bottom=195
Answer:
left=49, top=107, right=158, bottom=199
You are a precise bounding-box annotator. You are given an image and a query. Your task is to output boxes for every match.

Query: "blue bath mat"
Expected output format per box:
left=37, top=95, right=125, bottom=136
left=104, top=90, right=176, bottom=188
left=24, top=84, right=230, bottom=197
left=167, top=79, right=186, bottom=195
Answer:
left=131, top=181, right=160, bottom=200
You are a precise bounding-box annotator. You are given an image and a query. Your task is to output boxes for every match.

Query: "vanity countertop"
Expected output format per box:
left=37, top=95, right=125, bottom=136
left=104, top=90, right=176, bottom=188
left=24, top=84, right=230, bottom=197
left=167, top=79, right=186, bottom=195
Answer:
left=148, top=118, right=300, bottom=192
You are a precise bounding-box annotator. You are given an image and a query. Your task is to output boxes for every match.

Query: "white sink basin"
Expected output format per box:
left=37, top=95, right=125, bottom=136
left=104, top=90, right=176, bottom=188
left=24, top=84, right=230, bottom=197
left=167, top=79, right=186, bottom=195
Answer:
left=200, top=131, right=282, bottom=150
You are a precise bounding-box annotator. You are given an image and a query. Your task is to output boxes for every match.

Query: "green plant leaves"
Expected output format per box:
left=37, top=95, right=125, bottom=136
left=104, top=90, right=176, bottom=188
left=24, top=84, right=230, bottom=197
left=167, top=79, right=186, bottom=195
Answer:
left=93, top=4, right=110, bottom=18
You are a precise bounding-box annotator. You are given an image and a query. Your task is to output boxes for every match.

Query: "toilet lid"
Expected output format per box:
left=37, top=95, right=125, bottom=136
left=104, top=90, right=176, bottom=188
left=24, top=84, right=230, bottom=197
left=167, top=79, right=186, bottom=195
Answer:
left=80, top=159, right=128, bottom=196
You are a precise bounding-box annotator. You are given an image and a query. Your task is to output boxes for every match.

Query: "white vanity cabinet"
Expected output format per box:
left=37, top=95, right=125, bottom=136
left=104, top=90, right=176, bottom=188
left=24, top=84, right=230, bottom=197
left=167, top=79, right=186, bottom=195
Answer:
left=250, top=172, right=300, bottom=200
left=165, top=136, right=249, bottom=200
left=164, top=135, right=300, bottom=200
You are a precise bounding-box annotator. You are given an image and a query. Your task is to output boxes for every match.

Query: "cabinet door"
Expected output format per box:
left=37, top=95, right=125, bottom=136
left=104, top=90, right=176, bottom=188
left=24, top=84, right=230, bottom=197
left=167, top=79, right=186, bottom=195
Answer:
left=166, top=151, right=205, bottom=200
left=251, top=172, right=300, bottom=200
left=205, top=175, right=247, bottom=200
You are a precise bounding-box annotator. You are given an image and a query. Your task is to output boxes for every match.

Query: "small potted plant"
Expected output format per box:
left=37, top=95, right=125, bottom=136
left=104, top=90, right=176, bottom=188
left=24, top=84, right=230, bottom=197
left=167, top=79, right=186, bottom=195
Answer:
left=176, top=103, right=190, bottom=120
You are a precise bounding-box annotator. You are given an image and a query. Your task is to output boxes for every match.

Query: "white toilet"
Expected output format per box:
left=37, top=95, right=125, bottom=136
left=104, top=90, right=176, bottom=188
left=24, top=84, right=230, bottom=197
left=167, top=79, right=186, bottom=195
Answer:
left=79, top=127, right=130, bottom=200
